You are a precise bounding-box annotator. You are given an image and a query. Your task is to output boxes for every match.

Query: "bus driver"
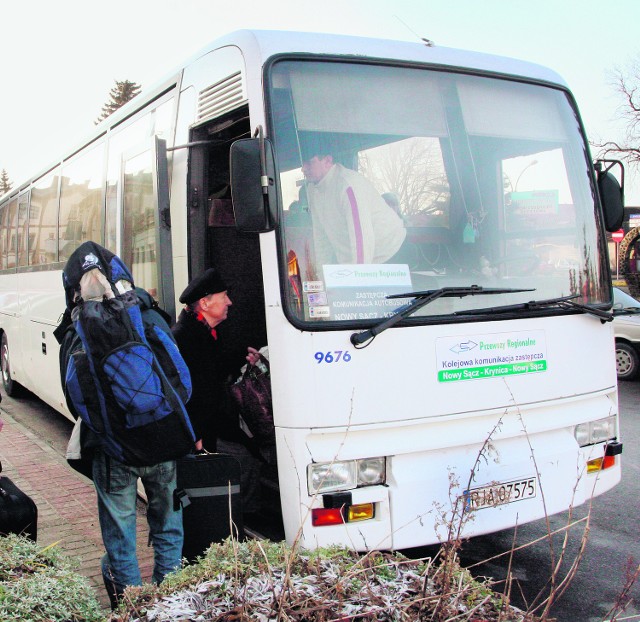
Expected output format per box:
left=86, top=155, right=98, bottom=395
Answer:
left=301, top=149, right=409, bottom=267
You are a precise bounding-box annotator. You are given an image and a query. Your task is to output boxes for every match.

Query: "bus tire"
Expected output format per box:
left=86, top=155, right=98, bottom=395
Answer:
left=615, top=341, right=640, bottom=381
left=1, top=333, right=23, bottom=397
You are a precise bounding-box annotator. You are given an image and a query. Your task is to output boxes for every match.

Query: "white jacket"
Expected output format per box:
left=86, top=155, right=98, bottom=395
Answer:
left=307, top=164, right=406, bottom=266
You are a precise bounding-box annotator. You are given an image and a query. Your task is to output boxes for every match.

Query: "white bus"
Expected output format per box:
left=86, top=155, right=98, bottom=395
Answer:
left=0, top=30, right=625, bottom=551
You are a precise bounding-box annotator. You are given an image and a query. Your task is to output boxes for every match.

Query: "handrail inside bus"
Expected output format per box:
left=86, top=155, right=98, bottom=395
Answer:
left=167, top=140, right=222, bottom=151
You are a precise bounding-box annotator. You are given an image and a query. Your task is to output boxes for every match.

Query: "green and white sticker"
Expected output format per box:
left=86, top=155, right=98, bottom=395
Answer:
left=436, top=330, right=547, bottom=382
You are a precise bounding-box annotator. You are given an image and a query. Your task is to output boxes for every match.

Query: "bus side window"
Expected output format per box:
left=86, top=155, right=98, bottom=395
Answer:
left=17, top=193, right=29, bottom=268
left=59, top=144, right=104, bottom=261
left=0, top=200, right=13, bottom=270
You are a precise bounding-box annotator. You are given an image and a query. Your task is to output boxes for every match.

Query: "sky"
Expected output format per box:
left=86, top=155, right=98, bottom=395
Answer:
left=1, top=0, right=639, bottom=203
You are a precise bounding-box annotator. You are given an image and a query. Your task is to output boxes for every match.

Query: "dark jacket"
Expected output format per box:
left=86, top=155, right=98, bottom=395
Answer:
left=172, top=309, right=243, bottom=450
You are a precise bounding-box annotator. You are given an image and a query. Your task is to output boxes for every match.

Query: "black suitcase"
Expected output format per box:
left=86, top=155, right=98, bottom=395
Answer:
left=0, top=473, right=37, bottom=541
left=175, top=453, right=243, bottom=562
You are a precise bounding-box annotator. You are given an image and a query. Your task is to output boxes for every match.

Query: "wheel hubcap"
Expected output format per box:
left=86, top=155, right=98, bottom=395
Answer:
left=1, top=344, right=9, bottom=383
left=616, top=349, right=632, bottom=375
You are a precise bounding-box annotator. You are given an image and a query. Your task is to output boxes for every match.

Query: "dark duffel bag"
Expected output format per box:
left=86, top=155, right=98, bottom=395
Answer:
left=174, top=453, right=243, bottom=562
left=0, top=474, right=37, bottom=541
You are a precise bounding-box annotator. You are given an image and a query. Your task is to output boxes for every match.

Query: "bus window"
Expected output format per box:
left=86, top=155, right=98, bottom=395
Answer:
left=358, top=137, right=450, bottom=230
left=0, top=202, right=6, bottom=270
left=58, top=143, right=104, bottom=261
left=154, top=98, right=175, bottom=139
left=122, top=149, right=158, bottom=298
left=30, top=169, right=60, bottom=266
left=500, top=149, right=581, bottom=280
left=106, top=113, right=152, bottom=252
left=0, top=198, right=17, bottom=270
left=17, top=193, right=29, bottom=268
left=5, top=198, right=19, bottom=269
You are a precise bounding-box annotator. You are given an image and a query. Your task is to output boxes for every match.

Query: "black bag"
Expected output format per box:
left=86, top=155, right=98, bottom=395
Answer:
left=229, top=355, right=274, bottom=446
left=0, top=466, right=37, bottom=541
left=174, top=453, right=243, bottom=562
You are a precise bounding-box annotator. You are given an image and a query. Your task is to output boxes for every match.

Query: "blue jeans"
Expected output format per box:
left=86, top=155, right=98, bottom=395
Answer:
left=92, top=451, right=183, bottom=603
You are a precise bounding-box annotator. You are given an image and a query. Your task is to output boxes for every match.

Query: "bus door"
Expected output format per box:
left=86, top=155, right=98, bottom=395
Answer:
left=121, top=142, right=175, bottom=316
left=183, top=107, right=279, bottom=534
left=178, top=44, right=269, bottom=378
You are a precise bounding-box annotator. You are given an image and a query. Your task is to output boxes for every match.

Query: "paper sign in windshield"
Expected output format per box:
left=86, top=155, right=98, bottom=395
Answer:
left=510, top=190, right=558, bottom=215
left=436, top=330, right=547, bottom=382
left=322, top=264, right=411, bottom=321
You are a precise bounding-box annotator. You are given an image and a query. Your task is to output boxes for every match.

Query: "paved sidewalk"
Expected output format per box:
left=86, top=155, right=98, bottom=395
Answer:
left=0, top=410, right=154, bottom=610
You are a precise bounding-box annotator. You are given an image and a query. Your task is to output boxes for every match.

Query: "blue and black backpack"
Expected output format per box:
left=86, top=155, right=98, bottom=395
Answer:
left=60, top=241, right=195, bottom=466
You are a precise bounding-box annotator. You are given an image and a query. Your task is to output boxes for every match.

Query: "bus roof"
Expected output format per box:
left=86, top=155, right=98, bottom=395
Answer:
left=196, top=29, right=568, bottom=88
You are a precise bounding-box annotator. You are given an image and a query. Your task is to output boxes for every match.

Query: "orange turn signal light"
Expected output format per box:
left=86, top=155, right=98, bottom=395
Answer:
left=347, top=503, right=375, bottom=522
left=586, top=455, right=616, bottom=473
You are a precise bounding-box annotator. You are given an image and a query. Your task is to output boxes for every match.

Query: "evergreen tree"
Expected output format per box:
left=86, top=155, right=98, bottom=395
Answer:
left=0, top=169, right=12, bottom=195
left=95, top=79, right=142, bottom=124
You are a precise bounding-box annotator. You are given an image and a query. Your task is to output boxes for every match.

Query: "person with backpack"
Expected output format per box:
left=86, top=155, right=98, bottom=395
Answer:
left=57, top=242, right=195, bottom=609
left=171, top=268, right=264, bottom=516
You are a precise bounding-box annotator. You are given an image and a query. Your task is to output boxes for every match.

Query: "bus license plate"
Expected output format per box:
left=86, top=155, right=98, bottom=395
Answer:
left=464, top=477, right=536, bottom=511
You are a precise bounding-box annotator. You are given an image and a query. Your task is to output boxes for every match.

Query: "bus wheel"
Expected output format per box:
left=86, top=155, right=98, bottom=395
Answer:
left=1, top=333, right=23, bottom=397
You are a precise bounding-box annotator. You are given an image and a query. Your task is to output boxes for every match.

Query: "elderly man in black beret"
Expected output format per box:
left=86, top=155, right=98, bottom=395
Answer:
left=172, top=268, right=259, bottom=451
left=172, top=268, right=262, bottom=515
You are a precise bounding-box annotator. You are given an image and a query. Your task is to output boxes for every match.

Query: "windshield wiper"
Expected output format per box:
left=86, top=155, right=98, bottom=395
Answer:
left=454, top=294, right=613, bottom=321
left=350, top=285, right=535, bottom=347
left=613, top=306, right=640, bottom=316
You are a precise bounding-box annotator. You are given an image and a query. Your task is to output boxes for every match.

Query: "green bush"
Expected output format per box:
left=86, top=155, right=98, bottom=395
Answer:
left=0, top=533, right=103, bottom=622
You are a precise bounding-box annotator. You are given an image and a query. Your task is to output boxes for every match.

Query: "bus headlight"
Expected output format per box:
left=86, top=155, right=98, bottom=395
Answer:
left=357, top=457, right=386, bottom=486
left=307, top=457, right=386, bottom=494
left=574, top=416, right=617, bottom=447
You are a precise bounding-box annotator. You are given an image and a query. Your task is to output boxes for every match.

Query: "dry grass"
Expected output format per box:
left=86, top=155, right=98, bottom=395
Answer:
left=107, top=539, right=540, bottom=622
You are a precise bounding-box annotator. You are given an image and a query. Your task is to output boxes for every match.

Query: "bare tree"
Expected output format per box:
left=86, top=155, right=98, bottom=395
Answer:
left=359, top=138, right=449, bottom=224
left=592, top=61, right=640, bottom=168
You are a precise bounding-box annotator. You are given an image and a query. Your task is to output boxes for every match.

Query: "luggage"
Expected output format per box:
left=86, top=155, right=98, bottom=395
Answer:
left=229, top=352, right=274, bottom=447
left=0, top=470, right=37, bottom=541
left=59, top=241, right=195, bottom=466
left=175, top=453, right=243, bottom=562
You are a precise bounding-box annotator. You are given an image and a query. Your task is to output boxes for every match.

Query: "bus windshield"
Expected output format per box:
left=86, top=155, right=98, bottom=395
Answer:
left=269, top=59, right=607, bottom=324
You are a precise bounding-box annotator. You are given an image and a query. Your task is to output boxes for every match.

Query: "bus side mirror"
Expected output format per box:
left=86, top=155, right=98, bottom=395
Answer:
left=596, top=161, right=624, bottom=232
left=230, top=137, right=277, bottom=233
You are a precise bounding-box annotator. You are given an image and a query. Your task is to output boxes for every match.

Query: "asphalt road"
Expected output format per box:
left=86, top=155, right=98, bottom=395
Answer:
left=2, top=382, right=639, bottom=622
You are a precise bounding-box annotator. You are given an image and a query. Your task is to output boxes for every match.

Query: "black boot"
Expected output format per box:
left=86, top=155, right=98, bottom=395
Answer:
left=102, top=557, right=126, bottom=610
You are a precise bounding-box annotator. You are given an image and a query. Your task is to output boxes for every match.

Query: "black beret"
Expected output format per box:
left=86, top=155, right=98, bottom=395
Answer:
left=179, top=268, right=228, bottom=305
